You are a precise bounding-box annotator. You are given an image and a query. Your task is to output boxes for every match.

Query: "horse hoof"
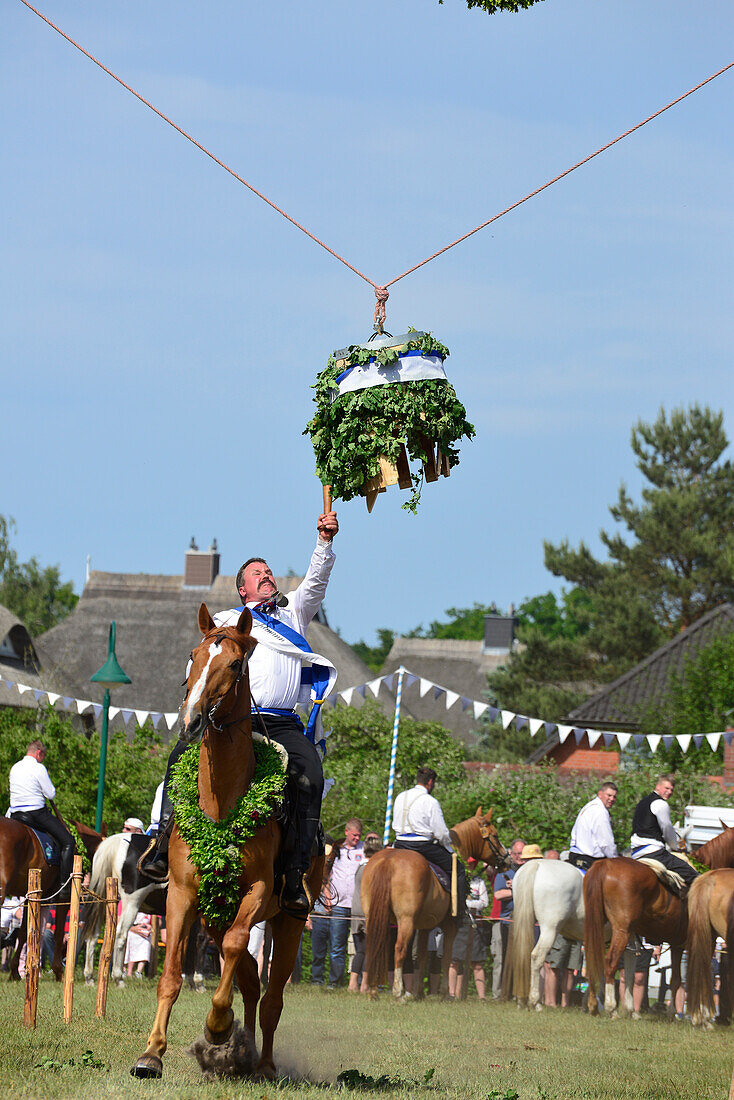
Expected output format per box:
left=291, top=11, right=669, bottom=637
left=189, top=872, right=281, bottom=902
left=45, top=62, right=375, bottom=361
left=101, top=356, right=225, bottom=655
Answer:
left=85, top=978, right=95, bottom=987
left=534, top=1003, right=543, bottom=1013
left=189, top=1019, right=257, bottom=1078
left=204, top=1019, right=234, bottom=1046
left=131, top=1054, right=163, bottom=1079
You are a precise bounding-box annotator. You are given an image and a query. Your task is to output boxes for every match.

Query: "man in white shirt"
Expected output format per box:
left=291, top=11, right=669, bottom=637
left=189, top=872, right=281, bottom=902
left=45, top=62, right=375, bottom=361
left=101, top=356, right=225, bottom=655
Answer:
left=392, top=766, right=467, bottom=908
left=143, top=509, right=338, bottom=915
left=311, top=818, right=364, bottom=987
left=630, top=774, right=697, bottom=890
left=7, top=740, right=75, bottom=894
left=568, top=781, right=618, bottom=871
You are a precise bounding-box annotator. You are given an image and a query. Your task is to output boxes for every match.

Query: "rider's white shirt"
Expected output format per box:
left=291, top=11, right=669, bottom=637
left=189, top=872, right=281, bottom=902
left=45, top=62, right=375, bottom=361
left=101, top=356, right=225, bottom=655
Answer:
left=213, top=538, right=335, bottom=711
left=8, top=755, right=55, bottom=812
left=392, top=785, right=453, bottom=851
left=569, top=796, right=617, bottom=858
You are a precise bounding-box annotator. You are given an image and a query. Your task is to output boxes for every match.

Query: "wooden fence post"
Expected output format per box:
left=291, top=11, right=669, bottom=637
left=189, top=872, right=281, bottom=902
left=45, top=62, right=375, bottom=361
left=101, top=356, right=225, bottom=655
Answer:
left=62, top=854, right=83, bottom=1023
left=95, top=876, right=118, bottom=1019
left=149, top=915, right=160, bottom=978
left=23, top=867, right=42, bottom=1029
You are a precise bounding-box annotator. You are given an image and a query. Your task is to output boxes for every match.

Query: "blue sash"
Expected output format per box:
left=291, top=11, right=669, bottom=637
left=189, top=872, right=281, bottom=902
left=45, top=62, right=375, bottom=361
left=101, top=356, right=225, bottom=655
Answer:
left=238, top=607, right=330, bottom=747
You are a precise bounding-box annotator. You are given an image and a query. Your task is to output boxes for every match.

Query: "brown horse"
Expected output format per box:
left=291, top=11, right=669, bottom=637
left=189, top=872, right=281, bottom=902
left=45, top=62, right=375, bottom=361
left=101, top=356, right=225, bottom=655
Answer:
left=132, top=604, right=324, bottom=1081
left=686, top=868, right=734, bottom=1026
left=694, top=825, right=734, bottom=870
left=362, top=808, right=507, bottom=999
left=583, top=857, right=687, bottom=1017
left=0, top=815, right=103, bottom=981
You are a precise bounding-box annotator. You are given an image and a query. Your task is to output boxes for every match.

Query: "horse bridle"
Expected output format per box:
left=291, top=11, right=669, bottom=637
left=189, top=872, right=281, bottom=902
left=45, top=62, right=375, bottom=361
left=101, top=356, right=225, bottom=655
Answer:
left=478, top=821, right=509, bottom=870
left=182, top=632, right=253, bottom=737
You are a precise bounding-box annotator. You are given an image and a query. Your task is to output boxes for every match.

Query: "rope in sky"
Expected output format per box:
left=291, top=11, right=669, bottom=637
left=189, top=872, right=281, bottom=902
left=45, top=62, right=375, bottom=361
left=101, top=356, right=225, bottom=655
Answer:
left=17, top=0, right=734, bottom=324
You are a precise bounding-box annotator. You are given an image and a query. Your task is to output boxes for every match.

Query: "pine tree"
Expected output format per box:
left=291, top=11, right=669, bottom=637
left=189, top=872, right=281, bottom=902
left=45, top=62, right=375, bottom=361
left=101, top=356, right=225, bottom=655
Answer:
left=546, top=405, right=734, bottom=665
left=489, top=405, right=734, bottom=728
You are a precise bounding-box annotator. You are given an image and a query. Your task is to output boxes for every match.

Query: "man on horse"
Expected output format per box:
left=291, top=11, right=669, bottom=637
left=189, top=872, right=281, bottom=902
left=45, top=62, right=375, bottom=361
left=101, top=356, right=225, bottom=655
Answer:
left=568, top=781, right=618, bottom=871
left=392, top=766, right=467, bottom=909
left=142, top=509, right=339, bottom=915
left=630, top=774, right=697, bottom=891
left=7, top=740, right=75, bottom=899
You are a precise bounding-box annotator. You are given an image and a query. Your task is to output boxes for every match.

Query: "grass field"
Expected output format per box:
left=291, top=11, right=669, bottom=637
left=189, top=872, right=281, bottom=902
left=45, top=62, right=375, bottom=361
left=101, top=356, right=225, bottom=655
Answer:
left=1, top=976, right=732, bottom=1100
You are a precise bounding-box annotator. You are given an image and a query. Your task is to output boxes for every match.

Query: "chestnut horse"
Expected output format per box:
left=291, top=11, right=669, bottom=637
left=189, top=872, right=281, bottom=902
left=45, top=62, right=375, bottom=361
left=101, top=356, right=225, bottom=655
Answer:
left=686, top=868, right=734, bottom=1026
left=0, top=815, right=102, bottom=981
left=583, top=857, right=687, bottom=1017
left=694, top=825, right=734, bottom=870
left=132, top=604, right=324, bottom=1081
left=362, top=808, right=507, bottom=999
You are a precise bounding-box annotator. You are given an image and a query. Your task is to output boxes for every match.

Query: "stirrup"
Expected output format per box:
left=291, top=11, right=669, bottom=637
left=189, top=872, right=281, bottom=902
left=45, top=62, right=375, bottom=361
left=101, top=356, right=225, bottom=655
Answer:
left=279, top=871, right=313, bottom=919
left=137, top=836, right=169, bottom=884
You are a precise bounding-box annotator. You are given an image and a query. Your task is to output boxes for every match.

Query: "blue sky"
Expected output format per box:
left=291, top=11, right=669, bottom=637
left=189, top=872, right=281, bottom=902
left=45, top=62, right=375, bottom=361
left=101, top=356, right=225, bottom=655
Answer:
left=3, top=0, right=733, bottom=649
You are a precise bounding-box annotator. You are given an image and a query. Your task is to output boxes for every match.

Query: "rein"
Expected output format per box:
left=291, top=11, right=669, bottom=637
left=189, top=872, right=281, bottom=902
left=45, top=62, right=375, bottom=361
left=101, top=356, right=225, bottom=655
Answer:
left=187, top=630, right=253, bottom=736
left=479, top=822, right=507, bottom=870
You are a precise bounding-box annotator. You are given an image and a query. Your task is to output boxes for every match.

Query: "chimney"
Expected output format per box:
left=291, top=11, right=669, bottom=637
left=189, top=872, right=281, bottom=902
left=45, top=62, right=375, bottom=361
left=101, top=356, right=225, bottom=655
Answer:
left=482, top=613, right=517, bottom=656
left=724, top=729, right=734, bottom=789
left=183, top=538, right=220, bottom=588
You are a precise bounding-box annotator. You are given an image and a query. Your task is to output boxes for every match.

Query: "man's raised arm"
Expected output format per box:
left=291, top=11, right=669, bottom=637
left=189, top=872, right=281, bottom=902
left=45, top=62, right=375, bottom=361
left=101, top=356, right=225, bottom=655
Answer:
left=290, top=511, right=339, bottom=626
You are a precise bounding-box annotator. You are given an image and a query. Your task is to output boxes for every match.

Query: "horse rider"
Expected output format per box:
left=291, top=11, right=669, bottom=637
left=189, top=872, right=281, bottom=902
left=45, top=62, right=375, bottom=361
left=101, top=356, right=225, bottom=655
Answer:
left=568, top=780, right=618, bottom=871
left=392, top=766, right=467, bottom=910
left=142, top=509, right=339, bottom=915
left=630, top=773, right=698, bottom=891
left=148, top=780, right=164, bottom=835
left=7, top=739, right=75, bottom=899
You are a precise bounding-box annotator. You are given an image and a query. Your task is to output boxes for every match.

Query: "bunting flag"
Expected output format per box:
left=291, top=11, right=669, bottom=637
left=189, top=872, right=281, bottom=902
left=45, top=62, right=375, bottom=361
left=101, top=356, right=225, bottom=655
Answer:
left=1, top=663, right=732, bottom=755
left=0, top=672, right=179, bottom=732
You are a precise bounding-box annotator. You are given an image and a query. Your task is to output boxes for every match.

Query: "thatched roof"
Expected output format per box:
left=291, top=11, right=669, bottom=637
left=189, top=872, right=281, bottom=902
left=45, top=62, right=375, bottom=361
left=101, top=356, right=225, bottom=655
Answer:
left=526, top=603, right=734, bottom=763
left=0, top=604, right=78, bottom=713
left=36, top=569, right=377, bottom=728
left=380, top=637, right=505, bottom=747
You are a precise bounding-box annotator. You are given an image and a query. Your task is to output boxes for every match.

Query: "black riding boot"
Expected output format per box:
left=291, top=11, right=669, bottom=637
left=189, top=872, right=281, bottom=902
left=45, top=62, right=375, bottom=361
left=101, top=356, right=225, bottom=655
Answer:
left=58, top=841, right=76, bottom=902
left=280, top=807, right=322, bottom=915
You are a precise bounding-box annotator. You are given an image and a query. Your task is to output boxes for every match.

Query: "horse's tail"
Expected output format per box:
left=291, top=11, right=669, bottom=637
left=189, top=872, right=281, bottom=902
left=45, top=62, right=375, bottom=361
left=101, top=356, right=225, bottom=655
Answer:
left=365, top=863, right=393, bottom=990
left=80, top=835, right=120, bottom=946
left=583, top=862, right=607, bottom=999
left=502, top=861, right=539, bottom=1003
left=686, top=872, right=716, bottom=1025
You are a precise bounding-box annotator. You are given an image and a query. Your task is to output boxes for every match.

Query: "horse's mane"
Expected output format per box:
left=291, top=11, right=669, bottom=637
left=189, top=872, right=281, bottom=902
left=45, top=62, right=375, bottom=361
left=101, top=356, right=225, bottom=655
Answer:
left=696, top=825, right=734, bottom=869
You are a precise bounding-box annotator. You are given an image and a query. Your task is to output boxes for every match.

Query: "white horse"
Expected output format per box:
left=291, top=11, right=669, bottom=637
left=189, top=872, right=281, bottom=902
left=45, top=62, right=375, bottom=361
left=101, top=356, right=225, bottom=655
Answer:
left=82, top=833, right=166, bottom=987
left=503, top=858, right=584, bottom=1009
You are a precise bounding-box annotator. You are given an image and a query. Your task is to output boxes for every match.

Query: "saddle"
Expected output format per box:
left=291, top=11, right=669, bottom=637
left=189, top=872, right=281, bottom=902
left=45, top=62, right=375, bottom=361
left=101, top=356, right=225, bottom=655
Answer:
left=426, top=860, right=452, bottom=894
left=8, top=813, right=59, bottom=865
left=637, top=857, right=687, bottom=896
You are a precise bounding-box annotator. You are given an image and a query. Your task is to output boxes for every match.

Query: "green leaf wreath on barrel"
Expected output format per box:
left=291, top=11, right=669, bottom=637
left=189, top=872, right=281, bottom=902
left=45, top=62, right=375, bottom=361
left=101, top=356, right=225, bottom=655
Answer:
left=304, top=330, right=475, bottom=513
left=168, top=738, right=287, bottom=927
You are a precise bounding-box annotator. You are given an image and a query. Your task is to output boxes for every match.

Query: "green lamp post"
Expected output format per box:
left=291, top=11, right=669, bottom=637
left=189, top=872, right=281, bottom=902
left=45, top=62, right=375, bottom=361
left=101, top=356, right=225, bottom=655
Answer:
left=91, top=621, right=131, bottom=832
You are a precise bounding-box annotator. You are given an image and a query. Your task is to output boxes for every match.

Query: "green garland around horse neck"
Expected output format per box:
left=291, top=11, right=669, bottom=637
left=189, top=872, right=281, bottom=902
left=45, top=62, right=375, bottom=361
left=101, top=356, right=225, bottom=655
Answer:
left=168, top=738, right=287, bottom=927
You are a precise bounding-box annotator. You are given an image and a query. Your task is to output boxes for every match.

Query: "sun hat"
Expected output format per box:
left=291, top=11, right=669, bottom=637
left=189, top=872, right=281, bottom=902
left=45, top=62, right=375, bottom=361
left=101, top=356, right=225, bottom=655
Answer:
left=520, top=843, right=543, bottom=860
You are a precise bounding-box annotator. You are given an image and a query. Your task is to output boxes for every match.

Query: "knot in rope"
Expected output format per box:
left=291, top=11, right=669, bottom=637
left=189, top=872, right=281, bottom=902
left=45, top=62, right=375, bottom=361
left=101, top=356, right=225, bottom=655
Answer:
left=373, top=286, right=389, bottom=329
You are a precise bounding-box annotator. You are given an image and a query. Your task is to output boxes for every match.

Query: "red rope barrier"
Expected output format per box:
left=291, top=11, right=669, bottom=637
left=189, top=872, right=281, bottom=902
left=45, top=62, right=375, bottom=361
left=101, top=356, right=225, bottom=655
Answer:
left=16, top=0, right=377, bottom=292
left=15, top=0, right=734, bottom=322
